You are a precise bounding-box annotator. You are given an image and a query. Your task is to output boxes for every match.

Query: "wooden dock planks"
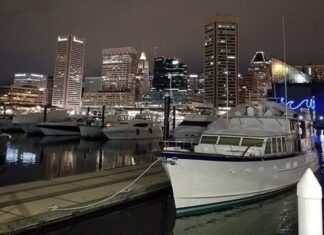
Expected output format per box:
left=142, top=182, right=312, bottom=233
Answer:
left=0, top=162, right=170, bottom=234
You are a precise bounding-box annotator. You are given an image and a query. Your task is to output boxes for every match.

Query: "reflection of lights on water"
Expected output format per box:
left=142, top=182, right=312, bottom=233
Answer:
left=22, top=152, right=36, bottom=164
left=6, top=147, right=18, bottom=163
left=6, top=147, right=36, bottom=164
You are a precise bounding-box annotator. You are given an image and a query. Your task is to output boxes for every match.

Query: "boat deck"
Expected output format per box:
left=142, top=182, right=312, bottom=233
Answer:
left=0, top=162, right=169, bottom=234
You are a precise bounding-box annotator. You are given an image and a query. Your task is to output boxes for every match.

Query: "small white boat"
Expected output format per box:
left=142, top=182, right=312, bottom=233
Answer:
left=102, top=113, right=162, bottom=140
left=171, top=107, right=217, bottom=144
left=37, top=115, right=88, bottom=136
left=160, top=101, right=319, bottom=217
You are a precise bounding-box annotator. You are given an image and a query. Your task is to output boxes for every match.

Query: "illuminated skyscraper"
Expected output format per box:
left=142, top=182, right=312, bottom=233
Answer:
left=248, top=51, right=271, bottom=99
left=204, top=15, right=239, bottom=109
left=136, top=51, right=150, bottom=94
left=52, top=34, right=85, bottom=110
left=101, top=47, right=137, bottom=106
left=101, top=47, right=137, bottom=91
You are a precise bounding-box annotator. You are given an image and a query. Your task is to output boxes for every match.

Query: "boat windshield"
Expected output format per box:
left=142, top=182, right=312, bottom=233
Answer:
left=179, top=121, right=212, bottom=127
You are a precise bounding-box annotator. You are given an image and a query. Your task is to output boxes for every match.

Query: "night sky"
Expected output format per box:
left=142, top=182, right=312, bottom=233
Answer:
left=0, top=0, right=323, bottom=85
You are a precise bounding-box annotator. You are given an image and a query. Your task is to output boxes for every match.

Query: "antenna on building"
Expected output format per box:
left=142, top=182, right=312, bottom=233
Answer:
left=153, top=46, right=158, bottom=58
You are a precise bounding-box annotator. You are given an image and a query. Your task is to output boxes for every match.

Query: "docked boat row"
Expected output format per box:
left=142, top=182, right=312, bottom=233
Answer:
left=159, top=101, right=319, bottom=217
left=12, top=110, right=163, bottom=140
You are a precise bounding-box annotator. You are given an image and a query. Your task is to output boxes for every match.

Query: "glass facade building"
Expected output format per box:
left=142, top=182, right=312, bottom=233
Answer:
left=153, top=57, right=188, bottom=91
left=271, top=57, right=313, bottom=83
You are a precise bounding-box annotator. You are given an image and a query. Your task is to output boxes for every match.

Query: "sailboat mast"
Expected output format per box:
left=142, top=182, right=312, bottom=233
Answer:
left=283, top=16, right=288, bottom=131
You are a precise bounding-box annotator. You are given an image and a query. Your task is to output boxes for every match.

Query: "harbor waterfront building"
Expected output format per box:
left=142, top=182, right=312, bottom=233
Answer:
left=82, top=90, right=136, bottom=109
left=0, top=85, right=44, bottom=107
left=204, top=15, right=239, bottom=110
left=152, top=57, right=188, bottom=91
left=52, top=34, right=85, bottom=110
left=14, top=73, right=53, bottom=105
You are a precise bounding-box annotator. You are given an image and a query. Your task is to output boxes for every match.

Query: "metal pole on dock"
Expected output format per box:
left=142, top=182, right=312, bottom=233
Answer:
left=86, top=107, right=90, bottom=116
left=101, top=105, right=106, bottom=127
left=43, top=105, right=48, bottom=122
left=3, top=106, right=6, bottom=115
left=163, top=93, right=171, bottom=140
left=297, top=168, right=323, bottom=235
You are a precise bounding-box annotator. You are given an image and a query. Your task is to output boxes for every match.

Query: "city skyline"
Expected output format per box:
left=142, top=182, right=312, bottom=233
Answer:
left=0, top=0, right=324, bottom=85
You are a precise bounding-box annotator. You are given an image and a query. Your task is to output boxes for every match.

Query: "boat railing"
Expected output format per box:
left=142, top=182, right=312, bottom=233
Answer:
left=162, top=140, right=196, bottom=151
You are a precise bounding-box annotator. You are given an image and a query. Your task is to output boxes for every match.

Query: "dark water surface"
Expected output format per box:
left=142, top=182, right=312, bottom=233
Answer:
left=1, top=133, right=324, bottom=235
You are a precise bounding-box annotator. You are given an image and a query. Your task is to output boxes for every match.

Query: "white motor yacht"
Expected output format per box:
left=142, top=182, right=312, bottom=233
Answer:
left=79, top=114, right=122, bottom=138
left=102, top=113, right=162, bottom=140
left=160, top=101, right=319, bottom=217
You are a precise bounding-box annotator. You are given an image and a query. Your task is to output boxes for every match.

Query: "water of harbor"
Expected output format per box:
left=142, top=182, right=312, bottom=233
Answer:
left=1, top=133, right=324, bottom=235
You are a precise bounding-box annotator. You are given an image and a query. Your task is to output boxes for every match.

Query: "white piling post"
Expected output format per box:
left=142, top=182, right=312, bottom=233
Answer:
left=297, top=168, right=323, bottom=235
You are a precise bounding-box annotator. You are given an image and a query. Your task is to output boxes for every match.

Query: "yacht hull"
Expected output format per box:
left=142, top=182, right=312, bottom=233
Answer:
left=103, top=126, right=162, bottom=140
left=38, top=125, right=80, bottom=136
left=79, top=125, right=103, bottom=138
left=161, top=149, right=318, bottom=217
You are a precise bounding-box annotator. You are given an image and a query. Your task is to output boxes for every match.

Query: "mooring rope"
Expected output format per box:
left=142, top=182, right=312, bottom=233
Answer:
left=48, top=158, right=160, bottom=211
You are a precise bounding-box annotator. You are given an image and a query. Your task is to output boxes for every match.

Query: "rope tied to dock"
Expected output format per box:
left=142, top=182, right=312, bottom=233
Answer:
left=48, top=158, right=160, bottom=212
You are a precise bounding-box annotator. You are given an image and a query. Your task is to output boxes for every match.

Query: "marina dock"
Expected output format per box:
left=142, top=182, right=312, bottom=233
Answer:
left=0, top=162, right=170, bottom=234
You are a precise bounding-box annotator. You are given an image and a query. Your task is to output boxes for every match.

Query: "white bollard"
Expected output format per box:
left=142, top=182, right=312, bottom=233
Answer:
left=297, top=168, right=323, bottom=235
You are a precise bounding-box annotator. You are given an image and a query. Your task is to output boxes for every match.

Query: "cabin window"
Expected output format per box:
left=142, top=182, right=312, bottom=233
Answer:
left=241, top=138, right=264, bottom=147
left=277, top=138, right=282, bottom=152
left=200, top=136, right=218, bottom=144
left=134, top=123, right=149, bottom=127
left=272, top=138, right=277, bottom=153
left=265, top=139, right=272, bottom=154
left=282, top=137, right=287, bottom=152
left=218, top=137, right=241, bottom=146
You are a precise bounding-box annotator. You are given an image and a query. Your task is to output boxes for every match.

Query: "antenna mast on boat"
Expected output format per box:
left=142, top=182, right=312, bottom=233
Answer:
left=225, top=23, right=229, bottom=126
left=283, top=16, right=288, bottom=131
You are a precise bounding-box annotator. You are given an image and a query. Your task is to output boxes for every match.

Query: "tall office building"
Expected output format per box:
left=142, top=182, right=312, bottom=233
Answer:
left=204, top=15, right=239, bottom=109
left=101, top=47, right=137, bottom=91
left=136, top=51, right=150, bottom=94
left=52, top=34, right=85, bottom=110
left=153, top=57, right=188, bottom=91
left=248, top=51, right=271, bottom=98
